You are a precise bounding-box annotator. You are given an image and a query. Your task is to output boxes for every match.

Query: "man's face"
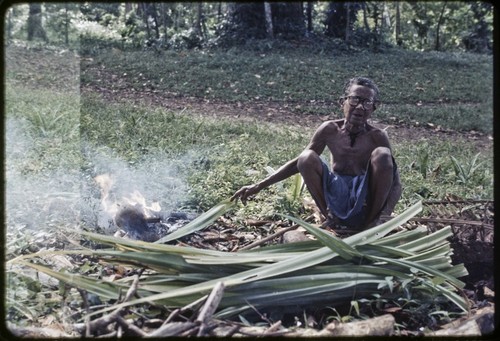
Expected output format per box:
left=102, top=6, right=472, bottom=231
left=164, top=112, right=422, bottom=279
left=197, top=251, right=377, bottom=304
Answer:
left=342, top=84, right=376, bottom=126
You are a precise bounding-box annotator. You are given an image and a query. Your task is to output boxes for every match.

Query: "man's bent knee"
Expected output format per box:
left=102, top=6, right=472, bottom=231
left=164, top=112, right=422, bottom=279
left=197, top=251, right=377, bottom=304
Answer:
left=297, top=150, right=322, bottom=173
left=370, top=147, right=393, bottom=170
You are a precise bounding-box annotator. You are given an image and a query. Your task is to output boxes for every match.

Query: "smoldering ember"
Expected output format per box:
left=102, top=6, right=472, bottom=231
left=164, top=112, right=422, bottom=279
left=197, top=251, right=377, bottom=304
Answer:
left=95, top=173, right=195, bottom=242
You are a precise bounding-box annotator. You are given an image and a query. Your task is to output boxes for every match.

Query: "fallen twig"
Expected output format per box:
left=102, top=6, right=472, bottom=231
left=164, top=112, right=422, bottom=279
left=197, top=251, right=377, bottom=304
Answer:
left=122, top=274, right=141, bottom=302
left=237, top=327, right=291, bottom=337
left=196, top=281, right=226, bottom=336
left=76, top=288, right=91, bottom=337
left=163, top=294, right=207, bottom=326
left=240, top=214, right=317, bottom=250
left=423, top=199, right=492, bottom=205
left=245, top=219, right=274, bottom=226
left=197, top=282, right=225, bottom=324
left=95, top=330, right=117, bottom=338
left=74, top=275, right=141, bottom=336
left=221, top=324, right=241, bottom=337
left=263, top=320, right=283, bottom=335
left=115, top=315, right=147, bottom=337
left=240, top=224, right=298, bottom=250
left=148, top=322, right=199, bottom=337
left=164, top=308, right=181, bottom=324
left=410, top=217, right=493, bottom=229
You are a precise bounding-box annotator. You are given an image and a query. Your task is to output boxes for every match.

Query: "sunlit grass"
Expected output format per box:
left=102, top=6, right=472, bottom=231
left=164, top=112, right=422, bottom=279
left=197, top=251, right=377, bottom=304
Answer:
left=4, top=79, right=492, bottom=220
left=4, top=85, right=81, bottom=172
left=81, top=47, right=492, bottom=134
left=378, top=102, right=493, bottom=133
left=395, top=138, right=493, bottom=206
left=81, top=95, right=309, bottom=212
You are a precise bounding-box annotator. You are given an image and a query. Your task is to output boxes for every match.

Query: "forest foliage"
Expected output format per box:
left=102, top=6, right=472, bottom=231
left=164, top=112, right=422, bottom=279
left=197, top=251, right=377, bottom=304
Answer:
left=4, top=2, right=494, bottom=54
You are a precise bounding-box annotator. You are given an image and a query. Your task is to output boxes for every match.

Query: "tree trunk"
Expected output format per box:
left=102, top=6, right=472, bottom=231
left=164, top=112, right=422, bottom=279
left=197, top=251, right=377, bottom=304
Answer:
left=409, top=2, right=430, bottom=49
left=27, top=3, right=47, bottom=41
left=362, top=3, right=369, bottom=31
left=324, top=2, right=357, bottom=39
left=382, top=3, right=391, bottom=30
left=195, top=2, right=203, bottom=35
left=264, top=2, right=274, bottom=39
left=201, top=9, right=209, bottom=39
left=224, top=3, right=267, bottom=40
left=345, top=2, right=350, bottom=42
left=395, top=1, right=402, bottom=45
left=372, top=3, right=380, bottom=33
left=271, top=2, right=305, bottom=39
left=306, top=2, right=313, bottom=35
left=150, top=3, right=160, bottom=39
left=6, top=7, right=12, bottom=44
left=173, top=5, right=179, bottom=31
left=223, top=2, right=304, bottom=41
left=138, top=3, right=151, bottom=40
left=64, top=4, right=69, bottom=45
left=465, top=2, right=492, bottom=52
left=434, top=3, right=447, bottom=51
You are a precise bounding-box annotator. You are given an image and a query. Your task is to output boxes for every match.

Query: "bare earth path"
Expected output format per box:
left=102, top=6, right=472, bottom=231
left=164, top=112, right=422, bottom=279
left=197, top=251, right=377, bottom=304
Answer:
left=81, top=82, right=492, bottom=151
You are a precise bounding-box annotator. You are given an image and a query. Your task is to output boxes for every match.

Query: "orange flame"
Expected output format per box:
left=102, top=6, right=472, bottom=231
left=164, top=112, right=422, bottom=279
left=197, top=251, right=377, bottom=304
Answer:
left=94, top=173, right=161, bottom=228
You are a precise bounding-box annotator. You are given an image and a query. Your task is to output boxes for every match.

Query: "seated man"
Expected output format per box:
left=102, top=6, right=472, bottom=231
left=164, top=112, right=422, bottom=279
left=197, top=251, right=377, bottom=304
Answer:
left=231, top=76, right=402, bottom=230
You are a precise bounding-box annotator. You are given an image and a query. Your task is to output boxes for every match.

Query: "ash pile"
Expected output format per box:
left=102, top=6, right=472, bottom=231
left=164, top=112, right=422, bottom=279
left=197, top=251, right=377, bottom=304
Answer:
left=113, top=205, right=195, bottom=242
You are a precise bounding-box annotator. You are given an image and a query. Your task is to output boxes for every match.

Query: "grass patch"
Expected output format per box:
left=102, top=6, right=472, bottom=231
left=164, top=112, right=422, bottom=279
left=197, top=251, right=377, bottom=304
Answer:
left=81, top=95, right=309, bottom=214
left=81, top=47, right=492, bottom=134
left=5, top=85, right=81, bottom=173
left=5, top=44, right=493, bottom=221
left=4, top=84, right=82, bottom=233
left=80, top=94, right=492, bottom=218
left=378, top=102, right=493, bottom=133
left=5, top=43, right=80, bottom=92
left=395, top=138, right=493, bottom=206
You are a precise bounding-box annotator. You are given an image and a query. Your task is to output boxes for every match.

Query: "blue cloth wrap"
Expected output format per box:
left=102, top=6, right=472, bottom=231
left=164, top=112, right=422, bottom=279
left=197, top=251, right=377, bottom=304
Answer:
left=321, top=162, right=369, bottom=227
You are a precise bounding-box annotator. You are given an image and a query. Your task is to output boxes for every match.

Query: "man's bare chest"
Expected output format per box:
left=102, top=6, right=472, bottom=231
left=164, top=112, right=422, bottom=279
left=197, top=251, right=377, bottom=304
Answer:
left=325, top=133, right=376, bottom=174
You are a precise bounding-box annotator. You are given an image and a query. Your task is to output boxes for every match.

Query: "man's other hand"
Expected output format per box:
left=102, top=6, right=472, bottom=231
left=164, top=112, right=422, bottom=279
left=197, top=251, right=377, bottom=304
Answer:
left=230, top=184, right=261, bottom=205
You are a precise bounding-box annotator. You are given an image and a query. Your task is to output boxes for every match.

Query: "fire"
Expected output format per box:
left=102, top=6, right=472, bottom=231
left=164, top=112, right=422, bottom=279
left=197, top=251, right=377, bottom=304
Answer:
left=94, top=173, right=161, bottom=233
left=123, top=190, right=161, bottom=218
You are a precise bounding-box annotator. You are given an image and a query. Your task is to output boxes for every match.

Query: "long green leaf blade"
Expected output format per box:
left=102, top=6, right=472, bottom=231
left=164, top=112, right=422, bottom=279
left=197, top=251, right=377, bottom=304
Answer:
left=155, top=199, right=236, bottom=243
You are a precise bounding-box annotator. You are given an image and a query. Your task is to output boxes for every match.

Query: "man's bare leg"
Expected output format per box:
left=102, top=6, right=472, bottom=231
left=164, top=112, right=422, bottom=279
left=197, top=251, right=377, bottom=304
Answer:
left=296, top=150, right=329, bottom=219
left=364, top=147, right=396, bottom=226
left=380, top=170, right=402, bottom=217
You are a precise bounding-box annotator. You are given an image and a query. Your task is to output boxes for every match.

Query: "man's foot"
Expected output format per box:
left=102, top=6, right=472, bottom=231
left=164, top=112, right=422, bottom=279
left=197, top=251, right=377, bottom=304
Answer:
left=320, top=212, right=341, bottom=228
left=365, top=214, right=393, bottom=229
left=320, top=216, right=360, bottom=237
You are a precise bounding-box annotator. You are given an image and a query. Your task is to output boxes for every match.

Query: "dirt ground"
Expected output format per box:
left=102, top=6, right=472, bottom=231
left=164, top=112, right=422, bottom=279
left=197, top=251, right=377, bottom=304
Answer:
left=82, top=82, right=493, bottom=151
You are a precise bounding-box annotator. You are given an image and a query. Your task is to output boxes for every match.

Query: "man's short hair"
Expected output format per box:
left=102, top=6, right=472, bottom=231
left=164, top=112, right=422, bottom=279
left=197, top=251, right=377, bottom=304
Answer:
left=342, top=77, right=380, bottom=101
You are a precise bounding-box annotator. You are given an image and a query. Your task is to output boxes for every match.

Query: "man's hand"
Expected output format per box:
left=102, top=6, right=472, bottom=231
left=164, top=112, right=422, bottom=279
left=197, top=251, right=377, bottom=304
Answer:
left=230, top=184, right=261, bottom=205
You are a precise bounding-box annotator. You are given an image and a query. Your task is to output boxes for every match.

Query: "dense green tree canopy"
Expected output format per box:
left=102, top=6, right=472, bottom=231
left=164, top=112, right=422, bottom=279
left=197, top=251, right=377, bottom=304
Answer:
left=3, top=2, right=493, bottom=53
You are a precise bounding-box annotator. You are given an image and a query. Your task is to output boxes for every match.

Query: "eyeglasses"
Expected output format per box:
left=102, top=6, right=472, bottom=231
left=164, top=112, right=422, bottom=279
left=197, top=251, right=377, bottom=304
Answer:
left=344, top=96, right=375, bottom=110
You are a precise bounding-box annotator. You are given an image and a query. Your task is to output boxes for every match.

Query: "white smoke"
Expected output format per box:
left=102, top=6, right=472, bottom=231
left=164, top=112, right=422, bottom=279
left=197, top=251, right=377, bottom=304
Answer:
left=4, top=117, right=188, bottom=234
left=81, top=144, right=188, bottom=233
left=4, top=117, right=81, bottom=231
